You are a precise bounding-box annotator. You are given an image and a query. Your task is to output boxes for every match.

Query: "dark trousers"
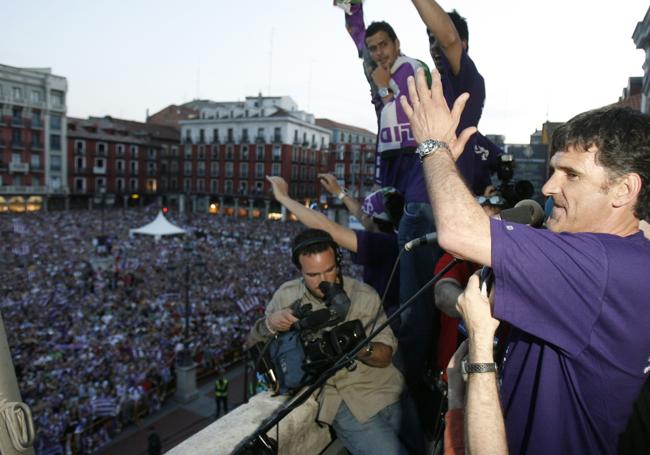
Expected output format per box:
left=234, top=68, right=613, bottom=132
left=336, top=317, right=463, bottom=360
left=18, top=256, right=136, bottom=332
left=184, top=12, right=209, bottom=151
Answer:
left=215, top=396, right=228, bottom=417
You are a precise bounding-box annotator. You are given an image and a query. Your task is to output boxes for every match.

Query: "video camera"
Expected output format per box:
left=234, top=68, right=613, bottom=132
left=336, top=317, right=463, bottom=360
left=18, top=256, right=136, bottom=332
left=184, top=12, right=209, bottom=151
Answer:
left=495, top=154, right=534, bottom=207
left=293, top=282, right=365, bottom=376
left=256, top=281, right=366, bottom=394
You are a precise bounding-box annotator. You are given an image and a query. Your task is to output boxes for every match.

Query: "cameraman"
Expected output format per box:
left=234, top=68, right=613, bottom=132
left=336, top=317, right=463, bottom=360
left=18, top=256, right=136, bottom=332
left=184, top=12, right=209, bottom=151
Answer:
left=247, top=229, right=415, bottom=455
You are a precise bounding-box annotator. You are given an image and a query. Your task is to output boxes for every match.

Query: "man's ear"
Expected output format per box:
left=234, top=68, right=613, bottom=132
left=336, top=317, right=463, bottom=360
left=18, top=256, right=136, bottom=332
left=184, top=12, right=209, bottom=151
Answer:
left=612, top=173, right=642, bottom=208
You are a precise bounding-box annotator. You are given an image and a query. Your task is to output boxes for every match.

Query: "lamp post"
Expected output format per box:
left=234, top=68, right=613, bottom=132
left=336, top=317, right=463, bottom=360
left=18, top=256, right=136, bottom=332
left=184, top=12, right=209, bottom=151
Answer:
left=168, top=239, right=205, bottom=402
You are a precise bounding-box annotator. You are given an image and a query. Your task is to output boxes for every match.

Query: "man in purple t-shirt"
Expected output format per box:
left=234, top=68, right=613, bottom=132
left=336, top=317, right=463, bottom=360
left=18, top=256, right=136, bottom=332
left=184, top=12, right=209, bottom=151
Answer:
left=402, top=68, right=650, bottom=454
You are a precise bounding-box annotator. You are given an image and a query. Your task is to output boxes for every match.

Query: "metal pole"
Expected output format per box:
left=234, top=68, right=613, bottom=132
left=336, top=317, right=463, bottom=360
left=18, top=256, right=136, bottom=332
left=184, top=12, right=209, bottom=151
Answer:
left=184, top=264, right=190, bottom=349
left=0, top=311, right=35, bottom=455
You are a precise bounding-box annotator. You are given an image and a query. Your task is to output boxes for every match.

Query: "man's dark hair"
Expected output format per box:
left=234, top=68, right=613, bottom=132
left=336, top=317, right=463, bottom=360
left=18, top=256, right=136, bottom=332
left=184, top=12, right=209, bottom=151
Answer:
left=291, top=229, right=339, bottom=270
left=448, top=10, right=468, bottom=43
left=365, top=21, right=398, bottom=43
left=551, top=106, right=650, bottom=221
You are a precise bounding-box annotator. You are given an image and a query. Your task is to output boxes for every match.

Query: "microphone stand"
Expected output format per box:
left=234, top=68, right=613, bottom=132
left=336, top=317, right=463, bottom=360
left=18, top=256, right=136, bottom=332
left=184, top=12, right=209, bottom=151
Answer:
left=231, top=257, right=463, bottom=455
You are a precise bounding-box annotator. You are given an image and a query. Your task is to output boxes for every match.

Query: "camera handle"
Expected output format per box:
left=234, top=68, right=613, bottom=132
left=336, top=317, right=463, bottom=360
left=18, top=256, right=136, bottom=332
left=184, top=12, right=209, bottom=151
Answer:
left=232, top=257, right=463, bottom=455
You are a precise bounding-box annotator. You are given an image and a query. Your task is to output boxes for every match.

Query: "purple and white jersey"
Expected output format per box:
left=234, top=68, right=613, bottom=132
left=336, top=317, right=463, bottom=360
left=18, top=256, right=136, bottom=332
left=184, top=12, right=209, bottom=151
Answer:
left=491, top=218, right=650, bottom=454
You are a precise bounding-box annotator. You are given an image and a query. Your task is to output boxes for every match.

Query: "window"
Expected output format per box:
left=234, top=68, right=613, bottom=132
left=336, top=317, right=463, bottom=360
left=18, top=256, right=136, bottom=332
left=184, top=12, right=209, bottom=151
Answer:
left=293, top=130, right=299, bottom=143
left=31, top=90, right=42, bottom=104
left=255, top=163, right=264, bottom=178
left=95, top=158, right=105, bottom=169
left=116, top=160, right=125, bottom=172
left=116, top=178, right=125, bottom=192
left=271, top=163, right=281, bottom=176
left=335, top=163, right=345, bottom=179
left=130, top=178, right=138, bottom=191
left=171, top=146, right=179, bottom=157
left=242, top=128, right=249, bottom=143
left=199, top=129, right=205, bottom=143
left=239, top=181, right=248, bottom=194
left=226, top=145, right=233, bottom=160
left=171, top=178, right=178, bottom=190
left=75, top=157, right=85, bottom=171
left=97, top=142, right=107, bottom=156
left=12, top=130, right=22, bottom=147
left=12, top=108, right=22, bottom=125
left=116, top=144, right=125, bottom=156
left=227, top=128, right=234, bottom=142
left=147, top=162, right=157, bottom=176
left=74, top=177, right=86, bottom=192
left=212, top=129, right=220, bottom=143
left=184, top=145, right=192, bottom=159
left=50, top=155, right=62, bottom=171
left=239, top=162, right=248, bottom=178
left=147, top=148, right=157, bottom=160
left=224, top=180, right=233, bottom=193
left=31, top=133, right=41, bottom=148
left=197, top=179, right=205, bottom=192
left=211, top=179, right=218, bottom=193
left=32, top=111, right=42, bottom=128
left=130, top=145, right=138, bottom=158
left=184, top=162, right=192, bottom=176
left=50, top=114, right=62, bottom=131
left=75, top=140, right=85, bottom=154
left=146, top=179, right=157, bottom=192
left=256, top=144, right=265, bottom=160
left=255, top=181, right=264, bottom=193
left=197, top=161, right=205, bottom=176
left=273, top=145, right=281, bottom=161
left=257, top=127, right=264, bottom=141
left=241, top=145, right=249, bottom=160
left=12, top=87, right=22, bottom=100
left=130, top=161, right=138, bottom=174
left=32, top=176, right=40, bottom=186
left=198, top=145, right=205, bottom=160
left=31, top=154, right=40, bottom=168
left=211, top=145, right=219, bottom=160
left=225, top=162, right=233, bottom=177
left=210, top=162, right=219, bottom=176
left=274, top=127, right=281, bottom=142
left=50, top=134, right=61, bottom=151
left=50, top=90, right=64, bottom=106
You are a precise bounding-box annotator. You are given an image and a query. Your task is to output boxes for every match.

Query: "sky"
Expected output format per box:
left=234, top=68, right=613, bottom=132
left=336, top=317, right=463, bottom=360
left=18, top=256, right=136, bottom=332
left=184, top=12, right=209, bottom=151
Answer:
left=2, top=0, right=648, bottom=143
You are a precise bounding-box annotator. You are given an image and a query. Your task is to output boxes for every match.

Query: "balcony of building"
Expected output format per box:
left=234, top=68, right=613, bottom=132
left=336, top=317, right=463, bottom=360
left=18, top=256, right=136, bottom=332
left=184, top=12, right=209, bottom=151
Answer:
left=9, top=162, right=29, bottom=173
left=93, top=166, right=107, bottom=175
left=1, top=185, right=48, bottom=195
left=11, top=140, right=25, bottom=150
left=166, top=391, right=342, bottom=455
left=11, top=116, right=24, bottom=127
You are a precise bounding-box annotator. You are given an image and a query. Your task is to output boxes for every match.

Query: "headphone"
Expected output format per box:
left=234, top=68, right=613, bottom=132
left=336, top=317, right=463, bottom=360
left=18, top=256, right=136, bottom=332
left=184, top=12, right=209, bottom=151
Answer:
left=291, top=230, right=343, bottom=270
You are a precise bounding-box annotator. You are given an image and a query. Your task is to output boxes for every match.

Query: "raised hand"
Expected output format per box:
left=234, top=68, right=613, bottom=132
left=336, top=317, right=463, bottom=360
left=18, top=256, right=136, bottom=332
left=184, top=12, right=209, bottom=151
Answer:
left=266, top=175, right=289, bottom=201
left=399, top=67, right=476, bottom=161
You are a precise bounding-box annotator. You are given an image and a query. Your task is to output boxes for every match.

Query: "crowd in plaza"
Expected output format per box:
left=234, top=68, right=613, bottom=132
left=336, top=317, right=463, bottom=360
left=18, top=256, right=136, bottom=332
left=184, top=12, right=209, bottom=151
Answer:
left=0, top=207, right=326, bottom=454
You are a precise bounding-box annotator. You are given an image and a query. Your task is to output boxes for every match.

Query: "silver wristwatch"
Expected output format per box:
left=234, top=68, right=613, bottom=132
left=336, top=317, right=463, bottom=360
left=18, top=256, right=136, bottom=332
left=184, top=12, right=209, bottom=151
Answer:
left=377, top=86, right=391, bottom=98
left=416, top=139, right=450, bottom=162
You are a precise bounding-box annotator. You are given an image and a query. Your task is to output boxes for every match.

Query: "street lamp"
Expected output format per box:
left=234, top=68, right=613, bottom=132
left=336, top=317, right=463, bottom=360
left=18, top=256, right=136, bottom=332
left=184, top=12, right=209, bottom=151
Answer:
left=167, top=239, right=205, bottom=367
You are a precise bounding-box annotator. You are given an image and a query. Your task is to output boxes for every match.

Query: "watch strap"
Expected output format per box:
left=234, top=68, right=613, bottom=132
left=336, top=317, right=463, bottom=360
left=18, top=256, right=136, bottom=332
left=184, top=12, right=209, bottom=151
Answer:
left=463, top=362, right=498, bottom=374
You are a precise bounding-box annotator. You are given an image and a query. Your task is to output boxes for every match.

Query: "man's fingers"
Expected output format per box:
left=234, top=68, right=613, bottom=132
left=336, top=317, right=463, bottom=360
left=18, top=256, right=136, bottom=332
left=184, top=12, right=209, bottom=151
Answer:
left=400, top=95, right=414, bottom=119
left=450, top=92, right=470, bottom=126
left=415, top=67, right=431, bottom=102
left=429, top=68, right=446, bottom=106
left=453, top=127, right=478, bottom=159
left=406, top=74, right=419, bottom=106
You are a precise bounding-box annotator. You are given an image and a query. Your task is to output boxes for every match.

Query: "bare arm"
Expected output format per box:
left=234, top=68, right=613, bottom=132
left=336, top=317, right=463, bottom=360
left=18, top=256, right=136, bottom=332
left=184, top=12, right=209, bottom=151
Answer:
left=400, top=68, right=491, bottom=265
left=267, top=175, right=358, bottom=252
left=411, top=0, right=463, bottom=75
left=318, top=173, right=375, bottom=231
left=457, top=274, right=508, bottom=455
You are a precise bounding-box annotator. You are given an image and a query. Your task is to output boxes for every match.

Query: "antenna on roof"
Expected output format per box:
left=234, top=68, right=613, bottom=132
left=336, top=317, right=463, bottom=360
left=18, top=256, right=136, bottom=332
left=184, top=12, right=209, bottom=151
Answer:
left=267, top=28, right=275, bottom=95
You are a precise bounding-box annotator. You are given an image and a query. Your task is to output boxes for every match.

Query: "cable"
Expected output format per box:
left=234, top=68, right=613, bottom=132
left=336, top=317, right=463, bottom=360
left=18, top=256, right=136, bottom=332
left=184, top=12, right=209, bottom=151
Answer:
left=0, top=393, right=35, bottom=451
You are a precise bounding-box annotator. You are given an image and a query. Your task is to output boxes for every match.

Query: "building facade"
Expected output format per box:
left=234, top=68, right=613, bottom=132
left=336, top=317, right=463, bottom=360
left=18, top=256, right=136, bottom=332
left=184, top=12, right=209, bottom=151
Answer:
left=0, top=64, right=67, bottom=211
left=66, top=116, right=179, bottom=209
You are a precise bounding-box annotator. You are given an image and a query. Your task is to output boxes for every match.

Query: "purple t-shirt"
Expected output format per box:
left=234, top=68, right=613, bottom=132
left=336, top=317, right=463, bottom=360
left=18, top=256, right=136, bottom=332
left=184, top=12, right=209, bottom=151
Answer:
left=491, top=218, right=650, bottom=454
left=350, top=230, right=400, bottom=320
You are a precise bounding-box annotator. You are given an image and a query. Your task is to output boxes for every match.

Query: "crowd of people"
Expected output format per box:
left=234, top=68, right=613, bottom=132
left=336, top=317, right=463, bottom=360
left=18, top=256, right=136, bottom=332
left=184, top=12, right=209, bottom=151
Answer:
left=1, top=207, right=352, bottom=454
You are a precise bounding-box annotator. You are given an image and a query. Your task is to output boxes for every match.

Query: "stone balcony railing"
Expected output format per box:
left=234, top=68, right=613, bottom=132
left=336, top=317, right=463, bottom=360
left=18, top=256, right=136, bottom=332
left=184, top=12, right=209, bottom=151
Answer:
left=167, top=391, right=339, bottom=455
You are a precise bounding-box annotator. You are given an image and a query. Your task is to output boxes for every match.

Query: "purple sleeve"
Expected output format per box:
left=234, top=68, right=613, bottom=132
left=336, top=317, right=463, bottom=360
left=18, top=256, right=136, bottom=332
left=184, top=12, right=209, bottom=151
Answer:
left=345, top=4, right=366, bottom=56
left=351, top=230, right=397, bottom=265
left=454, top=50, right=485, bottom=131
left=490, top=219, right=608, bottom=356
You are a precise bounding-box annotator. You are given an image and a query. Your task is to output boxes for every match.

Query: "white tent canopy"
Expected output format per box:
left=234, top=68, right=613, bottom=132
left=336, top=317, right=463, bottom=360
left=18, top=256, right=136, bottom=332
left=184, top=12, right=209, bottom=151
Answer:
left=129, top=211, right=186, bottom=241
